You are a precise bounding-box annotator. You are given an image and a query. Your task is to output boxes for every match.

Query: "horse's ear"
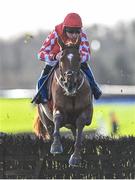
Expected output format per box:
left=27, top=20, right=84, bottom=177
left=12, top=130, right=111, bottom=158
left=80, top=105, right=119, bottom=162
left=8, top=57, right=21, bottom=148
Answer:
left=57, top=36, right=65, bottom=50
left=74, top=37, right=81, bottom=50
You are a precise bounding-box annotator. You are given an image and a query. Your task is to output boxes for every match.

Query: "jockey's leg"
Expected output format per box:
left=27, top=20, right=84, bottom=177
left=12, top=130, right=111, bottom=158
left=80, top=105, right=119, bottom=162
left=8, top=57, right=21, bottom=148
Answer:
left=35, top=65, right=53, bottom=104
left=81, top=62, right=102, bottom=100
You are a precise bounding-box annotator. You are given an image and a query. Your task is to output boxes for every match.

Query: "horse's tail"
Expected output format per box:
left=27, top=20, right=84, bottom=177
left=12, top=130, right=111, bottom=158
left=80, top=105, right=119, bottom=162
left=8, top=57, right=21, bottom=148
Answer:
left=33, top=107, right=51, bottom=140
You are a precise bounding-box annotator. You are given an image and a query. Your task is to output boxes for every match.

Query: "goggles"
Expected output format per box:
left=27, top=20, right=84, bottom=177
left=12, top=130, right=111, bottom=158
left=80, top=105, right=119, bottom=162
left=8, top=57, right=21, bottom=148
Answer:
left=65, top=27, right=81, bottom=34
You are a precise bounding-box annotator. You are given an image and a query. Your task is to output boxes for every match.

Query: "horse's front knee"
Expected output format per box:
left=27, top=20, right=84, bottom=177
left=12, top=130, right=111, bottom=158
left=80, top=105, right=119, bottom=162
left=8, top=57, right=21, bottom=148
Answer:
left=53, top=110, right=63, bottom=122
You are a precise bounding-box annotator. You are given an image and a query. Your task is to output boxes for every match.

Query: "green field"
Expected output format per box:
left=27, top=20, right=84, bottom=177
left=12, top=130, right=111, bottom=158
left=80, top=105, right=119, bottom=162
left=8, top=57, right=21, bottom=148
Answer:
left=0, top=98, right=135, bottom=136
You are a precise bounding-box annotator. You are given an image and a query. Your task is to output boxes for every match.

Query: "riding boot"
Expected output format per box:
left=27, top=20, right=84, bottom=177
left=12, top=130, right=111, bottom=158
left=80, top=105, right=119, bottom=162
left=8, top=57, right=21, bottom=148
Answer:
left=35, top=65, right=53, bottom=104
left=81, top=62, right=102, bottom=100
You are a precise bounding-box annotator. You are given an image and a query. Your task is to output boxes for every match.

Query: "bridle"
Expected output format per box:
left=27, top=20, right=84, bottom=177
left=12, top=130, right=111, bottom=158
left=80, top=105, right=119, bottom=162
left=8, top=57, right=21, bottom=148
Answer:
left=54, top=36, right=85, bottom=96
left=54, top=68, right=85, bottom=96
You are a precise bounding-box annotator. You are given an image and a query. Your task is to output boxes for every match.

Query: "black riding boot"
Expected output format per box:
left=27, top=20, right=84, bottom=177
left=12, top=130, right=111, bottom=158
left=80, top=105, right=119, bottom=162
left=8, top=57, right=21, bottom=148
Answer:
left=81, top=62, right=102, bottom=100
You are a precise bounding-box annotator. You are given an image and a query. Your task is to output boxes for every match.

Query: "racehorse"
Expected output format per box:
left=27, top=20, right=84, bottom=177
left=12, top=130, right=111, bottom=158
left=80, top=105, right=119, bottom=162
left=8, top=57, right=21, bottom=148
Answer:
left=33, top=37, right=93, bottom=166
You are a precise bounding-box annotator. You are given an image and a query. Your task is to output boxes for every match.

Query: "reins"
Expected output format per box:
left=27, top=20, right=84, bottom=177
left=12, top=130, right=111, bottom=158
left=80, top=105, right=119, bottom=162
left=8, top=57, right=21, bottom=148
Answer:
left=54, top=69, right=85, bottom=96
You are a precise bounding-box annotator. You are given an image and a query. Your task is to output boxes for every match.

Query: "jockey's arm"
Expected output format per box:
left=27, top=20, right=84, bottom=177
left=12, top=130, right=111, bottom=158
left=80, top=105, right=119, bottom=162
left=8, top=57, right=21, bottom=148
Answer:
left=37, top=31, right=58, bottom=66
left=79, top=32, right=91, bottom=63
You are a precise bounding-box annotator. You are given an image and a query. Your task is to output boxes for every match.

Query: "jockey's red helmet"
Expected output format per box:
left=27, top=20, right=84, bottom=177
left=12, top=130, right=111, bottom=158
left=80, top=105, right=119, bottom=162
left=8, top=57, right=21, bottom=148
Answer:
left=63, top=13, right=83, bottom=28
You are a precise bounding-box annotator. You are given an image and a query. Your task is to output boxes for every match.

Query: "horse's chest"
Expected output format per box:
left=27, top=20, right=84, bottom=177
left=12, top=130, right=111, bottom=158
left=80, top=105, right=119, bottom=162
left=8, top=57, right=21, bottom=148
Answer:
left=59, top=96, right=89, bottom=112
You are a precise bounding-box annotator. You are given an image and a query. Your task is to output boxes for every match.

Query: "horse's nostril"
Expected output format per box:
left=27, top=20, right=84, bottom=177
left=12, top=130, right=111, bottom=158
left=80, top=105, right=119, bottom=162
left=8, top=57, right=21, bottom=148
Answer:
left=64, top=82, right=68, bottom=86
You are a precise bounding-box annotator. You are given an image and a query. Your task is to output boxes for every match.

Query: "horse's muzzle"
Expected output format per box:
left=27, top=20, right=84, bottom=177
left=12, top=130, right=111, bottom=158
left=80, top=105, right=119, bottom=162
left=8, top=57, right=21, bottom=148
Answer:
left=63, top=70, right=78, bottom=96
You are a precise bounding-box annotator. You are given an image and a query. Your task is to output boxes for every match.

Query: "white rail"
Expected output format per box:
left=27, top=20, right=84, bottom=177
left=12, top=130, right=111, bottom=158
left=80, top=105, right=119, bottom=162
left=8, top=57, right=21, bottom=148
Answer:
left=0, top=89, right=35, bottom=98
left=101, top=85, right=135, bottom=95
left=0, top=85, right=135, bottom=98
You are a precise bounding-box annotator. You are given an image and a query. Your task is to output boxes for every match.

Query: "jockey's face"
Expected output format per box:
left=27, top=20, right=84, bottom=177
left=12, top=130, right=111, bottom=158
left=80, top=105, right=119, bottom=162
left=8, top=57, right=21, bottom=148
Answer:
left=66, top=32, right=80, bottom=40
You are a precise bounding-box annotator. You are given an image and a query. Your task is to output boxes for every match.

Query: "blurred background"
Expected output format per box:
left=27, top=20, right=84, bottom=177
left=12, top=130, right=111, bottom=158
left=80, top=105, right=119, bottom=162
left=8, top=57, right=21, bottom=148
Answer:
left=0, top=0, right=135, bottom=136
left=0, top=0, right=135, bottom=88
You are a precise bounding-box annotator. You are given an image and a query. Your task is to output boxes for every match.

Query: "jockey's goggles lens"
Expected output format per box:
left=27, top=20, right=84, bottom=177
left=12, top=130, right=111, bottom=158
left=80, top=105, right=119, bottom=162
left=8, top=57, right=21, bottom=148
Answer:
left=66, top=29, right=81, bottom=34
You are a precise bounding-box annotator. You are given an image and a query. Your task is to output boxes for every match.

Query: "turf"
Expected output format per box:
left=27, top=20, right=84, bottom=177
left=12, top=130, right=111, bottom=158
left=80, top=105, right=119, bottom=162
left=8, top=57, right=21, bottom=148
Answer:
left=0, top=99, right=34, bottom=133
left=0, top=98, right=135, bottom=136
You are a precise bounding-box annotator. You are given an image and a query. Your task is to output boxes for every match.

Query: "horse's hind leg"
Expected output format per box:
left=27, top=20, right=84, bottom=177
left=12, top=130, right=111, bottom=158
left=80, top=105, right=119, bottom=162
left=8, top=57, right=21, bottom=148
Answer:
left=50, top=112, right=63, bottom=154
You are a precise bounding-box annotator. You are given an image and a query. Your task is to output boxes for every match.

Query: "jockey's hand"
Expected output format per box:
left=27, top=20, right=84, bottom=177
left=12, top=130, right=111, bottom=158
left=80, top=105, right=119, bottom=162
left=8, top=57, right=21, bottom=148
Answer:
left=56, top=51, right=63, bottom=61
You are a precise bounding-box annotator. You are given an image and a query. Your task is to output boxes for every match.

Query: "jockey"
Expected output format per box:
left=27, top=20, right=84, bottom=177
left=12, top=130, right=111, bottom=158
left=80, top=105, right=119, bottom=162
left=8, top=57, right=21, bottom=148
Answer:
left=35, top=12, right=102, bottom=104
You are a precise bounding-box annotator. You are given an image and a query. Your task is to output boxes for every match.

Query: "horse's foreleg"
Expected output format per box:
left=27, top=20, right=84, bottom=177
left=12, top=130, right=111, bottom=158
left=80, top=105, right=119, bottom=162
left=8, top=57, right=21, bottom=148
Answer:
left=69, top=106, right=93, bottom=166
left=50, top=111, right=63, bottom=154
left=69, top=121, right=84, bottom=166
left=71, top=126, right=76, bottom=140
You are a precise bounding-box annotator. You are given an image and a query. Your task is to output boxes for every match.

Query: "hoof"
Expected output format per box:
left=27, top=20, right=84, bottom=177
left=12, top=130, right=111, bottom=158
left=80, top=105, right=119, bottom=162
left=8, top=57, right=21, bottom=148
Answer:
left=50, top=143, right=63, bottom=154
left=69, top=154, right=82, bottom=167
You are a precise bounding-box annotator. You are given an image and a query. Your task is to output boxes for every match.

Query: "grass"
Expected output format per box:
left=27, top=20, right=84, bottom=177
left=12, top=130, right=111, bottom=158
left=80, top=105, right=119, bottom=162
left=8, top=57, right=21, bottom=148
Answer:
left=91, top=103, right=135, bottom=136
left=0, top=98, right=135, bottom=136
left=0, top=99, right=34, bottom=133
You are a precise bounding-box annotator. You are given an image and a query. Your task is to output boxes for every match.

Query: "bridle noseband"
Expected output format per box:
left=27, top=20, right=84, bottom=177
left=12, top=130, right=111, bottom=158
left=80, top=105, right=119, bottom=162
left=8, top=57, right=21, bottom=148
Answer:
left=55, top=68, right=85, bottom=96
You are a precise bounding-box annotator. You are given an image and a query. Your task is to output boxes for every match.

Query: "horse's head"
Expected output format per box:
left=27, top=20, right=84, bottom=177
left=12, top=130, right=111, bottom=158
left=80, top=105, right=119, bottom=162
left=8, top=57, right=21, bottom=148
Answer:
left=58, top=37, right=82, bottom=96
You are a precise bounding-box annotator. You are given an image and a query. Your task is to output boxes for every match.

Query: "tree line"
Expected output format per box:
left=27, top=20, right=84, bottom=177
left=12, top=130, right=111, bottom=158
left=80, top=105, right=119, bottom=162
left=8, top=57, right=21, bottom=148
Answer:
left=0, top=21, right=135, bottom=89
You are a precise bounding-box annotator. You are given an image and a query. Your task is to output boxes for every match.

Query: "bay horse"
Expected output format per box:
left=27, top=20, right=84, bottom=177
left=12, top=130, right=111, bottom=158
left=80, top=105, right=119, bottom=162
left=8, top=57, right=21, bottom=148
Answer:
left=34, top=37, right=93, bottom=166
